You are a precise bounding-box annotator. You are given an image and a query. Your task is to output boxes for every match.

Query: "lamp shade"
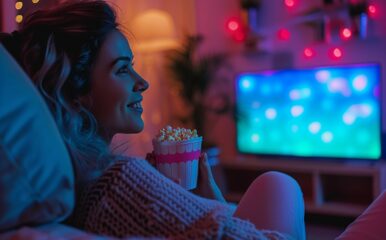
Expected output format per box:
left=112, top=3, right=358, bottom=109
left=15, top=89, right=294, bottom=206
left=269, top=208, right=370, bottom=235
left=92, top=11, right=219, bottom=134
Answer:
left=130, top=9, right=179, bottom=52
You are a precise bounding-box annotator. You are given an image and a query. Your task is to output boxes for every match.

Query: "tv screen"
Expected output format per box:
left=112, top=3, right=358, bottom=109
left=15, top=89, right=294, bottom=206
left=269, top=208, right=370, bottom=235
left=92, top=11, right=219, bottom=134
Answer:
left=235, top=64, right=381, bottom=160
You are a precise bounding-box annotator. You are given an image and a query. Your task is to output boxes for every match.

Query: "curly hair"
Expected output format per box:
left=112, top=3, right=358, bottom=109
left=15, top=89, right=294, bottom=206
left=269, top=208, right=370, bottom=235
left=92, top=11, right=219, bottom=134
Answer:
left=1, top=1, right=120, bottom=185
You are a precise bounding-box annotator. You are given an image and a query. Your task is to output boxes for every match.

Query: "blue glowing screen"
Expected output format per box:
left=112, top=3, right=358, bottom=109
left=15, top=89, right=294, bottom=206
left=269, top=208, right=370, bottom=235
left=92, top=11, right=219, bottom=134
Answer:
left=236, top=64, right=381, bottom=160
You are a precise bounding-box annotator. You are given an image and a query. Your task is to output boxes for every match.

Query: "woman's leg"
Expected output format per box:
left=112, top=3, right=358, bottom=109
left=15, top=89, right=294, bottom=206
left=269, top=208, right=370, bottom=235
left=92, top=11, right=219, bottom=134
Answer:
left=233, top=171, right=306, bottom=240
left=336, top=191, right=386, bottom=240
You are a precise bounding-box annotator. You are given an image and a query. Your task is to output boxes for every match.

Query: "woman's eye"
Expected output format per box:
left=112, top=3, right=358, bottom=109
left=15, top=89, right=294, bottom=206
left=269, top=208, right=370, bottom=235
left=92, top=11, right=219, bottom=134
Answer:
left=117, top=65, right=129, bottom=74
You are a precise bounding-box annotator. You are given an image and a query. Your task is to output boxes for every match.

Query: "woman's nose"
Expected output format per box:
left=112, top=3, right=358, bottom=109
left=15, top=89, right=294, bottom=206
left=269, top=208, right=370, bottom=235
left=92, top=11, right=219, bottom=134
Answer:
left=134, top=74, right=149, bottom=92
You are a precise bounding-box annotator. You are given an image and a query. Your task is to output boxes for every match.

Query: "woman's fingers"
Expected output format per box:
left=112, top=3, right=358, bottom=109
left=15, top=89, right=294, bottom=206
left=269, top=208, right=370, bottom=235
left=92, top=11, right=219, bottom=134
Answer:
left=198, top=153, right=206, bottom=178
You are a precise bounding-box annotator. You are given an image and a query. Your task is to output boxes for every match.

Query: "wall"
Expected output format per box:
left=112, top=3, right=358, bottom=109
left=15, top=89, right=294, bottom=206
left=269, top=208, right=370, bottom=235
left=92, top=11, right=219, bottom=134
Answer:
left=0, top=1, right=16, bottom=32
left=194, top=0, right=386, bottom=159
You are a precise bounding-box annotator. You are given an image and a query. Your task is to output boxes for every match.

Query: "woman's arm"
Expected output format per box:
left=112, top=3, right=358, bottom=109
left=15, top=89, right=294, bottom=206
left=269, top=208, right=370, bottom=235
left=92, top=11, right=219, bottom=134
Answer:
left=74, top=158, right=287, bottom=239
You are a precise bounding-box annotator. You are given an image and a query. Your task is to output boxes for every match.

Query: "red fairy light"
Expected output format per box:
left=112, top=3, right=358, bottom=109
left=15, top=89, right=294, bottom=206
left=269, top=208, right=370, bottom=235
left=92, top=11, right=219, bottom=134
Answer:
left=368, top=4, right=377, bottom=18
left=329, top=47, right=343, bottom=59
left=277, top=28, right=291, bottom=41
left=340, top=28, right=352, bottom=40
left=303, top=48, right=315, bottom=58
left=284, top=0, right=295, bottom=8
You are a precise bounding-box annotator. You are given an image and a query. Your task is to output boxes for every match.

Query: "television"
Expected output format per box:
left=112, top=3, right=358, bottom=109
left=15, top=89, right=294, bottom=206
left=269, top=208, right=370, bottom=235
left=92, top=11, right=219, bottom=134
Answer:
left=235, top=63, right=382, bottom=161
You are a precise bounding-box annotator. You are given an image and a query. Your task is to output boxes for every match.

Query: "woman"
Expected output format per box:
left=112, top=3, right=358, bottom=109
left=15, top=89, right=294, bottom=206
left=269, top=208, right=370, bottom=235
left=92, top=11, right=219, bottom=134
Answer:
left=0, top=1, right=305, bottom=239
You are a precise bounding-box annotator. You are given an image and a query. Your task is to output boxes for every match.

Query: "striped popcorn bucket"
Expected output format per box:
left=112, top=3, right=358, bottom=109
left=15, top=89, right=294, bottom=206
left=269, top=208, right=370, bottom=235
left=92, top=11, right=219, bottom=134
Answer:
left=152, top=137, right=202, bottom=190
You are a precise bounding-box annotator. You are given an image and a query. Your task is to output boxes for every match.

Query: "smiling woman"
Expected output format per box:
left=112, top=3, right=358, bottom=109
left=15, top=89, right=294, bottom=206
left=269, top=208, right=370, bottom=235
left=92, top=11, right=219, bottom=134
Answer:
left=0, top=1, right=305, bottom=239
left=85, top=30, right=148, bottom=141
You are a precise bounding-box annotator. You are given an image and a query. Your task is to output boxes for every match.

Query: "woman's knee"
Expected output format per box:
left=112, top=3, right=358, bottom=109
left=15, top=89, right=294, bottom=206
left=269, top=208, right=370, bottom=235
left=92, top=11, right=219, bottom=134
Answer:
left=238, top=171, right=306, bottom=240
left=250, top=171, right=303, bottom=196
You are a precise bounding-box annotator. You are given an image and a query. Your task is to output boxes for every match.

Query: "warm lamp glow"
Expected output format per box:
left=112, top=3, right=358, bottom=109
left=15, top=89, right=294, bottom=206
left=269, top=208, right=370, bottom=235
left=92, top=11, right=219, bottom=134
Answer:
left=32, top=0, right=40, bottom=3
left=15, top=15, right=23, bottom=23
left=129, top=9, right=178, bottom=52
left=15, top=2, right=23, bottom=10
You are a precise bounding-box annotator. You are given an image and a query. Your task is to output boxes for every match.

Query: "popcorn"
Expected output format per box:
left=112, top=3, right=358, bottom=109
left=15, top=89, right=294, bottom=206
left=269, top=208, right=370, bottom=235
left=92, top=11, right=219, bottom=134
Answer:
left=155, top=125, right=199, bottom=142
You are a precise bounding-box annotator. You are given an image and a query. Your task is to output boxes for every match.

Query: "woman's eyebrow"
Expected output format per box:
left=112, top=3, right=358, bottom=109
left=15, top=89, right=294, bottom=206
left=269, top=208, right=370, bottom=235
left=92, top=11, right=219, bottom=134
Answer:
left=110, top=56, right=131, bottom=67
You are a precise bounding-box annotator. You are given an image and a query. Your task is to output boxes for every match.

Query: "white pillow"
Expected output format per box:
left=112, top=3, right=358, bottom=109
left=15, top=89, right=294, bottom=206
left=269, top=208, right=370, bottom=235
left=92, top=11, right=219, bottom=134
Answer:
left=0, top=44, right=74, bottom=231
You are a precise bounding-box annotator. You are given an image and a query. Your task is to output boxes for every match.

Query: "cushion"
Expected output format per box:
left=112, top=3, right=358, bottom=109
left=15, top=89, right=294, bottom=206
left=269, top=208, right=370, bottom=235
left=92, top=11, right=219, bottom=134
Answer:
left=0, top=44, right=74, bottom=231
left=0, top=223, right=104, bottom=239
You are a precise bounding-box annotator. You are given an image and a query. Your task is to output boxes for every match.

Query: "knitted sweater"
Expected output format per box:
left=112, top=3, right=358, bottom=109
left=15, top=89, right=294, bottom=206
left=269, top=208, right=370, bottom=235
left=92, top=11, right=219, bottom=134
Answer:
left=72, top=157, right=290, bottom=239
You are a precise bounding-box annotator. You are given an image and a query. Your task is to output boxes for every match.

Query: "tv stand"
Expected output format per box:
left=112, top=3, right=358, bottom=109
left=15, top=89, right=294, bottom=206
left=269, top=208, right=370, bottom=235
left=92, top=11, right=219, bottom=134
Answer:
left=221, top=156, right=386, bottom=217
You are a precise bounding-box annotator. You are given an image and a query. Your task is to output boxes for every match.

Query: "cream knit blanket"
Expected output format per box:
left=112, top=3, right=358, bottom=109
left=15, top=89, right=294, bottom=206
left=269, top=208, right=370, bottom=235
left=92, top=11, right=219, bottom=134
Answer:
left=73, top=157, right=290, bottom=239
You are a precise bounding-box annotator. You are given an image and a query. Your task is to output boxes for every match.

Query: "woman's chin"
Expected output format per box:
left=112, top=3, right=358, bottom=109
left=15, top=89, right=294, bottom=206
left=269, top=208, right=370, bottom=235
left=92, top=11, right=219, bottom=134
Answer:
left=125, top=122, right=144, bottom=134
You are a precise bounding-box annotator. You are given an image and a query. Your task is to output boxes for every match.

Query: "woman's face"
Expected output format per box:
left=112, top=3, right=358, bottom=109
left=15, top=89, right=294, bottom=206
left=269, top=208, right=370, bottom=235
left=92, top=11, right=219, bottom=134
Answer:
left=86, top=30, right=149, bottom=140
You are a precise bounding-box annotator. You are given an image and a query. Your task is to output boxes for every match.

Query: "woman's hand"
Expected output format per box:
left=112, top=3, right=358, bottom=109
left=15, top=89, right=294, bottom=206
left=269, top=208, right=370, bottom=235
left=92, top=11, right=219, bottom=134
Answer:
left=191, top=153, right=226, bottom=203
left=146, top=151, right=226, bottom=203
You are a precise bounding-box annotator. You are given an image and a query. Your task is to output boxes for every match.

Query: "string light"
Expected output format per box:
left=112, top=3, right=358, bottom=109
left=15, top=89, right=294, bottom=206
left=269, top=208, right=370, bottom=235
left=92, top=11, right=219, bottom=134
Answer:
left=277, top=28, right=291, bottom=41
left=16, top=15, right=23, bottom=23
left=284, top=0, right=295, bottom=8
left=368, top=4, right=377, bottom=18
left=32, top=0, right=40, bottom=3
left=226, top=17, right=246, bottom=43
left=340, top=28, right=352, bottom=40
left=227, top=20, right=240, bottom=31
left=333, top=48, right=342, bottom=58
left=15, top=2, right=23, bottom=10
left=303, top=47, right=315, bottom=58
left=329, top=47, right=343, bottom=60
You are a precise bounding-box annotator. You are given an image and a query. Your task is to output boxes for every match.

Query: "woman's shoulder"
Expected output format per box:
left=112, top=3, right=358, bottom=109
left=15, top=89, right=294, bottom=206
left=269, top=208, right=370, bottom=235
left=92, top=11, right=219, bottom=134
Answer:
left=109, top=155, right=154, bottom=171
left=97, top=154, right=162, bottom=186
left=77, top=155, right=160, bottom=209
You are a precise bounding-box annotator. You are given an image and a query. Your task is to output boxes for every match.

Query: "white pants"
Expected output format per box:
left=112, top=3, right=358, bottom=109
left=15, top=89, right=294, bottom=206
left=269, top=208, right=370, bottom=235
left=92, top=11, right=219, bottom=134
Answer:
left=233, top=171, right=306, bottom=240
left=337, top=190, right=386, bottom=240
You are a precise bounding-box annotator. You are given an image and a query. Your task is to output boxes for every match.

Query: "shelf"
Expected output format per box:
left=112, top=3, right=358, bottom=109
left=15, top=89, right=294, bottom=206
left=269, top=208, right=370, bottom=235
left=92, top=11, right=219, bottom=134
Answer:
left=306, top=202, right=367, bottom=217
left=222, top=157, right=384, bottom=174
left=221, top=157, right=386, bottom=217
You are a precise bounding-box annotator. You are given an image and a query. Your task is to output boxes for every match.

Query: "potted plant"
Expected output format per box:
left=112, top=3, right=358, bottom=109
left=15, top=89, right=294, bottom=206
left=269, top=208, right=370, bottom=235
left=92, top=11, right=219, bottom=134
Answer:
left=167, top=35, right=231, bottom=164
